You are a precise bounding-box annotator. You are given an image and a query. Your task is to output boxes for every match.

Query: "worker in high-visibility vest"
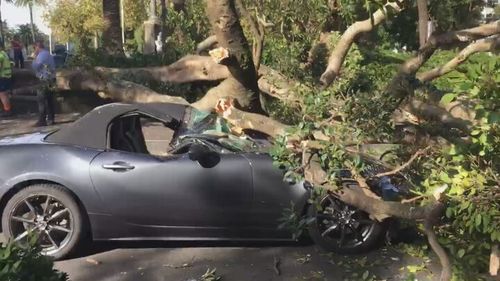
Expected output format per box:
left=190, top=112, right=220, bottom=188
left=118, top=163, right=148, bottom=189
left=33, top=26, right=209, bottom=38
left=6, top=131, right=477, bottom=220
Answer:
left=0, top=40, right=13, bottom=117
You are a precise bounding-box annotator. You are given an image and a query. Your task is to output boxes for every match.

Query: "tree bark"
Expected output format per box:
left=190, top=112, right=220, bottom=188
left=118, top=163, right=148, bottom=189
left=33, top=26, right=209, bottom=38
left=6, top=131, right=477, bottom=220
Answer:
left=320, top=1, right=404, bottom=87
left=206, top=0, right=262, bottom=113
left=417, top=0, right=429, bottom=48
left=29, top=3, right=36, bottom=42
left=196, top=35, right=218, bottom=54
left=402, top=99, right=473, bottom=133
left=102, top=0, right=124, bottom=55
left=55, top=69, right=188, bottom=105
left=95, top=55, right=231, bottom=83
left=213, top=97, right=288, bottom=137
left=160, top=0, right=168, bottom=45
left=417, top=35, right=500, bottom=82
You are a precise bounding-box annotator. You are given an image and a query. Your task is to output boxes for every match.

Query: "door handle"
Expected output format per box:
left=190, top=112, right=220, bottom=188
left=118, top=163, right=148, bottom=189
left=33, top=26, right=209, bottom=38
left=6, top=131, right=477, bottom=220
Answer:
left=102, top=162, right=135, bottom=171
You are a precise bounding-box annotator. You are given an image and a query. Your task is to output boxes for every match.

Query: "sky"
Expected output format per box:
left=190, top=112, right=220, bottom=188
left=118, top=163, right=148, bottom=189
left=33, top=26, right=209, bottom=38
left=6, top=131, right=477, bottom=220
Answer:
left=2, top=1, right=50, bottom=34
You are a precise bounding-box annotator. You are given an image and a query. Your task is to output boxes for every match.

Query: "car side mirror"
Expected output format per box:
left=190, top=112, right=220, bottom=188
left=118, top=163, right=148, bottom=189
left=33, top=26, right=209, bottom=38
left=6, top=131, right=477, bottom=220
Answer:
left=188, top=144, right=220, bottom=168
left=188, top=143, right=211, bottom=161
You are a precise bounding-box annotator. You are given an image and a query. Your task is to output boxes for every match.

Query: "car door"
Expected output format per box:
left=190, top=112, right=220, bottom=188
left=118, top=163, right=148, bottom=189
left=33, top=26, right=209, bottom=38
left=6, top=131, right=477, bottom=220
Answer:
left=243, top=153, right=310, bottom=238
left=89, top=149, right=254, bottom=237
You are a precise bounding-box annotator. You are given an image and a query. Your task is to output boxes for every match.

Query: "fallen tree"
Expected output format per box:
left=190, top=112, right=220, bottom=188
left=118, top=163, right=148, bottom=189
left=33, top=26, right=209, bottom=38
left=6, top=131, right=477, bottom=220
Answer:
left=11, top=2, right=500, bottom=279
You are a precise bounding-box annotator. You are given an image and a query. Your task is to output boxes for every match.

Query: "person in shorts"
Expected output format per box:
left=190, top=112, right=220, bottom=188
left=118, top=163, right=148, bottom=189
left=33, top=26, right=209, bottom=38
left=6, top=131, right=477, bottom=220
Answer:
left=0, top=40, right=13, bottom=117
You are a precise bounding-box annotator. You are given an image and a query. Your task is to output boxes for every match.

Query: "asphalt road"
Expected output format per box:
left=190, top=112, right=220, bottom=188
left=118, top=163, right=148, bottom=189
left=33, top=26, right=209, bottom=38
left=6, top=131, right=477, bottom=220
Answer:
left=53, top=240, right=440, bottom=281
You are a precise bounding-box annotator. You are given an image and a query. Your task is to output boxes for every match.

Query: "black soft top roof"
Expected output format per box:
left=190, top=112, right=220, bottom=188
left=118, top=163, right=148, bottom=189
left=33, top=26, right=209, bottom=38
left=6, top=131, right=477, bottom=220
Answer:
left=46, top=103, right=187, bottom=150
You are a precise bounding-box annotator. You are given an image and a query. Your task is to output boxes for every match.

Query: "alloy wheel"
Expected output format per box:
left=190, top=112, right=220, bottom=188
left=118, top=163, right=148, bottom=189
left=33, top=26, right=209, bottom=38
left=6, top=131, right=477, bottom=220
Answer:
left=315, top=196, right=376, bottom=248
left=8, top=194, right=74, bottom=256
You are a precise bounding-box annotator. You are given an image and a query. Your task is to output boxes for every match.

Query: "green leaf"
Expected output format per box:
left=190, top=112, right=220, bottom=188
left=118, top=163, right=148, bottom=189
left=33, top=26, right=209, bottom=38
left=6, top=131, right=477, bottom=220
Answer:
left=470, top=130, right=481, bottom=136
left=475, top=214, right=482, bottom=227
left=469, top=87, right=480, bottom=97
left=439, top=172, right=451, bottom=184
left=440, top=93, right=456, bottom=105
left=445, top=208, right=453, bottom=218
left=362, top=270, right=370, bottom=280
left=457, top=249, right=465, bottom=258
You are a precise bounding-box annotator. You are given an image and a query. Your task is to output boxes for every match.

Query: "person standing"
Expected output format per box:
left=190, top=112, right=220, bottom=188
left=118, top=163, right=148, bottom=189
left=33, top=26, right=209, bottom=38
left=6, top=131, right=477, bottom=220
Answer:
left=32, top=41, right=56, bottom=126
left=10, top=36, right=24, bottom=69
left=0, top=40, right=13, bottom=118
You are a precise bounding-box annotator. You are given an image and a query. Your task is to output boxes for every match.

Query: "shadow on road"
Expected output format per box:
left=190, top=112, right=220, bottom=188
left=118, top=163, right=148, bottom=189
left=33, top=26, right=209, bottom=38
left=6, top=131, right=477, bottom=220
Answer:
left=71, top=239, right=313, bottom=260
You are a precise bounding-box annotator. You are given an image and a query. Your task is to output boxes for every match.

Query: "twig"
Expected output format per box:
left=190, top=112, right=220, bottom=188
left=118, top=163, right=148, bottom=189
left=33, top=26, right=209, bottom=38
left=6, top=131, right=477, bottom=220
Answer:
left=273, top=256, right=281, bottom=276
left=375, top=146, right=431, bottom=177
left=401, top=195, right=425, bottom=204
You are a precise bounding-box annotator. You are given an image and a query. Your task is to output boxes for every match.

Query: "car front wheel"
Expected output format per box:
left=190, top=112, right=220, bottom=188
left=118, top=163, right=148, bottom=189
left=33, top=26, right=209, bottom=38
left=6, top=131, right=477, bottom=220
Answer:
left=1, top=184, right=85, bottom=260
left=308, top=194, right=385, bottom=254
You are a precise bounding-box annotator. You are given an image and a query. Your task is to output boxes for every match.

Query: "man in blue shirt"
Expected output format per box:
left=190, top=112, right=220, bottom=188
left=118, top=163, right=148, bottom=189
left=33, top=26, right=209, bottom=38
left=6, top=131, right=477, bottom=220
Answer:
left=32, top=41, right=56, bottom=126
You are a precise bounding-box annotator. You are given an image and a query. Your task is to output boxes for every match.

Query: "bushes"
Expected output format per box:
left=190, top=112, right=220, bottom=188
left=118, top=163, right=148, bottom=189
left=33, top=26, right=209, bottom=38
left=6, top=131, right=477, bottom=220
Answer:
left=0, top=238, right=68, bottom=281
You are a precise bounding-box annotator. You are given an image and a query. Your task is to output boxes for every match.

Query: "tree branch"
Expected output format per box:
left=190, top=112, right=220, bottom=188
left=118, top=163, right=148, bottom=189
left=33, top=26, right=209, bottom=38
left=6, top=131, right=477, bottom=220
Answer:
left=214, top=97, right=288, bottom=138
left=206, top=0, right=262, bottom=113
left=196, top=35, right=218, bottom=54
left=398, top=20, right=500, bottom=79
left=95, top=55, right=231, bottom=83
left=320, top=1, right=404, bottom=86
left=417, top=35, right=500, bottom=82
left=375, top=146, right=431, bottom=177
left=423, top=203, right=452, bottom=281
left=56, top=69, right=190, bottom=105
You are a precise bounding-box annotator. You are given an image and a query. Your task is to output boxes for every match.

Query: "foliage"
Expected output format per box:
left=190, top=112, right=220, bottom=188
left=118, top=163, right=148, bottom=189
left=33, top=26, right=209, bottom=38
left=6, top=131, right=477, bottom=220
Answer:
left=5, top=23, right=47, bottom=46
left=418, top=58, right=499, bottom=279
left=163, top=1, right=210, bottom=55
left=46, top=0, right=104, bottom=50
left=123, top=0, right=148, bottom=32
left=0, top=237, right=68, bottom=281
left=270, top=37, right=499, bottom=279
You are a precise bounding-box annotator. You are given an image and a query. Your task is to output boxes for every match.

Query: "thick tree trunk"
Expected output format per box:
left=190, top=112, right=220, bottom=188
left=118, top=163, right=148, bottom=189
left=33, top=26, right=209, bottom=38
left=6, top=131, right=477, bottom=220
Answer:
left=95, top=55, right=231, bottom=83
left=206, top=0, right=262, bottom=113
left=320, top=1, right=403, bottom=87
left=102, top=0, right=124, bottom=55
left=55, top=69, right=188, bottom=105
left=417, top=0, right=429, bottom=48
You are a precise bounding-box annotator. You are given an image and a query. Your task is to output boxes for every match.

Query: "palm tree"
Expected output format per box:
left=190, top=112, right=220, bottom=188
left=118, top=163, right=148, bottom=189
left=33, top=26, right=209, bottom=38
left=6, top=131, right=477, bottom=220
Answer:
left=7, top=0, right=45, bottom=43
left=102, top=0, right=123, bottom=55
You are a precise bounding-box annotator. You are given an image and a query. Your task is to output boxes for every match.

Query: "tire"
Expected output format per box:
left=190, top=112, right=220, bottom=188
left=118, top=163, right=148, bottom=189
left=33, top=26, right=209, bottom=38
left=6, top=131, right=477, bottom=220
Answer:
left=1, top=184, right=85, bottom=260
left=307, top=188, right=386, bottom=255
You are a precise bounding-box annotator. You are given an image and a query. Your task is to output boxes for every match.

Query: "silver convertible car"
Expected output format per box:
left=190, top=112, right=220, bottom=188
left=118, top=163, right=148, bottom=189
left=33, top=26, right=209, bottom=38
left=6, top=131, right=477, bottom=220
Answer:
left=0, top=103, right=404, bottom=259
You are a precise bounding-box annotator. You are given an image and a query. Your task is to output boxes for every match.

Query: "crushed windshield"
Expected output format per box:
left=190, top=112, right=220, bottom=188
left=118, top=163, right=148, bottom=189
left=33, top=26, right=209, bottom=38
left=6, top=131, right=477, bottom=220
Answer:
left=179, top=108, right=270, bottom=153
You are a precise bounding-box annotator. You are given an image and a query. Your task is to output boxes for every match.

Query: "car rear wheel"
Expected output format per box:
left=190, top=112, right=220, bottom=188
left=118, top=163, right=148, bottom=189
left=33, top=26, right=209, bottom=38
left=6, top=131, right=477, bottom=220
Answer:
left=1, top=184, right=85, bottom=260
left=308, top=193, right=385, bottom=254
